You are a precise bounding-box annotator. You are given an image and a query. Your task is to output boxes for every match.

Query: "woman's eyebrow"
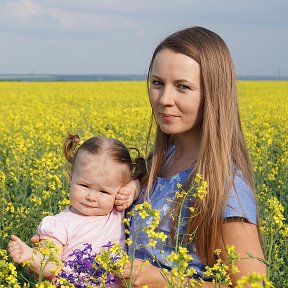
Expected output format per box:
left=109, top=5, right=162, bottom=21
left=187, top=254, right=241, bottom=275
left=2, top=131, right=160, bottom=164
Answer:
left=174, top=79, right=193, bottom=84
left=174, top=79, right=198, bottom=87
left=150, top=74, right=162, bottom=80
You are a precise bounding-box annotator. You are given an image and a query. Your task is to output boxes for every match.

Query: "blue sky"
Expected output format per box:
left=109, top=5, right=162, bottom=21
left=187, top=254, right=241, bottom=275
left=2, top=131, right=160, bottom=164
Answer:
left=0, top=0, right=287, bottom=76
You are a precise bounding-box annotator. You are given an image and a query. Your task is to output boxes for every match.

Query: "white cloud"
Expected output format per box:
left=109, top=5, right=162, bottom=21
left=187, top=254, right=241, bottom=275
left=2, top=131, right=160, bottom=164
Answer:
left=0, top=0, right=287, bottom=75
left=0, top=0, right=142, bottom=35
left=0, top=0, right=40, bottom=22
left=49, top=8, right=139, bottom=33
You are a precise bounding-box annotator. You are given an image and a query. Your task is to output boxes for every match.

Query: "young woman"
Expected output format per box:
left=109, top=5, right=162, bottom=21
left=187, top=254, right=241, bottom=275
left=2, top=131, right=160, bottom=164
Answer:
left=117, top=26, right=266, bottom=287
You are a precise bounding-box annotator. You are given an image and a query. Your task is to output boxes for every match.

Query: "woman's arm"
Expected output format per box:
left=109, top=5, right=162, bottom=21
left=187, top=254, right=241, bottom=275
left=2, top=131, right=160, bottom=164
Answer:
left=119, top=259, right=230, bottom=288
left=119, top=259, right=170, bottom=288
left=217, top=221, right=266, bottom=286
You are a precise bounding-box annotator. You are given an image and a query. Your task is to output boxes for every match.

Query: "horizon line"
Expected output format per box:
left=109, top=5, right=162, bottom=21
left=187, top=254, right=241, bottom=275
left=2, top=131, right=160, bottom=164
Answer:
left=0, top=73, right=288, bottom=81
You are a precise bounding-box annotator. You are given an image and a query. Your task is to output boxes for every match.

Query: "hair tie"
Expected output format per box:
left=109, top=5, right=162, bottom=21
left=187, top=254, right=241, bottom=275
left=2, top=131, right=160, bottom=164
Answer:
left=69, top=134, right=80, bottom=144
left=128, top=147, right=140, bottom=159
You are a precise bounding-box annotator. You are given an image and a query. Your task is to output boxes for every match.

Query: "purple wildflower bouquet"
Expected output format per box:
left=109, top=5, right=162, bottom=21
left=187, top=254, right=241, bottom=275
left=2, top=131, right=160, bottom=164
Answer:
left=55, top=242, right=125, bottom=287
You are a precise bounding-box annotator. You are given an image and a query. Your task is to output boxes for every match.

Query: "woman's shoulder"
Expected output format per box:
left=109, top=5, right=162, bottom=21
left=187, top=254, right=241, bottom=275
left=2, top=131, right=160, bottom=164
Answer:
left=233, top=171, right=255, bottom=199
left=224, top=171, right=257, bottom=224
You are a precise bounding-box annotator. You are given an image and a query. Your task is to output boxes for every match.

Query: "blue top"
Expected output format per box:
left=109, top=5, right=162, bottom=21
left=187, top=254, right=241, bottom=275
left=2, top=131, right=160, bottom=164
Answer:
left=127, top=154, right=257, bottom=279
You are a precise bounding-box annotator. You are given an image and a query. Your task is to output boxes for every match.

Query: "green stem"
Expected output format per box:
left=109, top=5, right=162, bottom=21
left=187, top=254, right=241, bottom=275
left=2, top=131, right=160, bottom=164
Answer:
left=175, top=185, right=193, bottom=252
left=266, top=230, right=274, bottom=281
left=128, top=221, right=144, bottom=288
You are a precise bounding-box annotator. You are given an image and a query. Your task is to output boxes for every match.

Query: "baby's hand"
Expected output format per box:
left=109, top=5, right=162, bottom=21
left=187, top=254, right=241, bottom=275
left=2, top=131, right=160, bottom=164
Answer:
left=115, top=180, right=141, bottom=211
left=8, top=235, right=33, bottom=264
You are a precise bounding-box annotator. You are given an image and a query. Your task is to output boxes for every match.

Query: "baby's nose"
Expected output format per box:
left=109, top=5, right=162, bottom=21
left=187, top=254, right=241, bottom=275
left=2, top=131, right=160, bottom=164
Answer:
left=86, top=192, right=97, bottom=202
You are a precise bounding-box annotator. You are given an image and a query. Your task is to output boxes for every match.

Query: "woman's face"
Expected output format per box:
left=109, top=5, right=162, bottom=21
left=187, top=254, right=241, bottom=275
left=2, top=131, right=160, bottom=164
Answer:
left=149, top=48, right=203, bottom=137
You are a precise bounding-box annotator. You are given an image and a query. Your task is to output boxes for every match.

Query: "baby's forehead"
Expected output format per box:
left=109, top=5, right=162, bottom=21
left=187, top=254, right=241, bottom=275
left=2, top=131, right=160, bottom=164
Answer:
left=75, top=150, right=131, bottom=181
left=76, top=150, right=124, bottom=167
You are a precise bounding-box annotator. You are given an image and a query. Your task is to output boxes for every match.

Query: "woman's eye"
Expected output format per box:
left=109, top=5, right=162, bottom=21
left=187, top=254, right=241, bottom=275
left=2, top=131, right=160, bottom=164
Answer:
left=178, top=84, right=190, bottom=90
left=151, top=80, right=163, bottom=86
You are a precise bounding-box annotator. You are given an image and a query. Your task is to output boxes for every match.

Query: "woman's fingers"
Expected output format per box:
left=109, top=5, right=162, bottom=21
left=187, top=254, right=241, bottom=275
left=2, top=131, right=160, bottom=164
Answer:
left=119, top=259, right=162, bottom=287
left=121, top=259, right=145, bottom=277
left=31, top=234, right=40, bottom=243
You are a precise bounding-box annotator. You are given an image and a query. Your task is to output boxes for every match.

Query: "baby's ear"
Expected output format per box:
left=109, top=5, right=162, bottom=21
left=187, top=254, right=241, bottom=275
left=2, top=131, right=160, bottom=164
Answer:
left=68, top=172, right=72, bottom=181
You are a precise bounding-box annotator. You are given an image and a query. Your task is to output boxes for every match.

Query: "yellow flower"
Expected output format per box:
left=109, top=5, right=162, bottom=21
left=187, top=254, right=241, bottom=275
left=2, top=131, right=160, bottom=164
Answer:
left=147, top=239, right=157, bottom=248
left=125, top=238, right=132, bottom=246
left=236, top=272, right=273, bottom=288
left=194, top=173, right=202, bottom=183
left=123, top=218, right=130, bottom=225
left=189, top=207, right=196, bottom=213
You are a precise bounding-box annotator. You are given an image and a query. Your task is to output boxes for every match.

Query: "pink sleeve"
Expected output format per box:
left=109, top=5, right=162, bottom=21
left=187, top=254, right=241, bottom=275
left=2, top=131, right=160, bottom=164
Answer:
left=37, top=216, right=68, bottom=246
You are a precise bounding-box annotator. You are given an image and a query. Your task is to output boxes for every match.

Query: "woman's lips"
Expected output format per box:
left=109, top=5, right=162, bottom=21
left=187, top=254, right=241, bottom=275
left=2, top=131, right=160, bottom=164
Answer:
left=160, top=113, right=178, bottom=121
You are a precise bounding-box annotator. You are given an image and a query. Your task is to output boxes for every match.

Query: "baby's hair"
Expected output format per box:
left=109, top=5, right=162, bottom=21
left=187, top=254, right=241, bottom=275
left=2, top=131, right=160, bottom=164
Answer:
left=129, top=147, right=147, bottom=181
left=63, top=134, right=146, bottom=181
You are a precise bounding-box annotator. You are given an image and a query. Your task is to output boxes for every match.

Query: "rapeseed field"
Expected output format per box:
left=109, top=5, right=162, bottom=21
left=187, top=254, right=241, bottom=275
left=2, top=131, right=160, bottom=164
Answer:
left=0, top=81, right=287, bottom=287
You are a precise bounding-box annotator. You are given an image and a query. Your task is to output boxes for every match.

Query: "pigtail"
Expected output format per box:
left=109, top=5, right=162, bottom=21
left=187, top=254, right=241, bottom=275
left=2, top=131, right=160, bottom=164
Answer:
left=63, top=134, right=81, bottom=163
left=129, top=147, right=147, bottom=181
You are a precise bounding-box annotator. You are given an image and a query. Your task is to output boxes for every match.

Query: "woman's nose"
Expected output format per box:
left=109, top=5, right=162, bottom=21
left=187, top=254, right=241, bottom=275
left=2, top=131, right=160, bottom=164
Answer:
left=158, top=86, right=175, bottom=106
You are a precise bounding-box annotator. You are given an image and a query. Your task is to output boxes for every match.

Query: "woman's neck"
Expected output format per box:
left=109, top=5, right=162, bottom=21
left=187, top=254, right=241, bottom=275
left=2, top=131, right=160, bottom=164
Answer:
left=161, top=129, right=202, bottom=178
left=173, top=128, right=202, bottom=162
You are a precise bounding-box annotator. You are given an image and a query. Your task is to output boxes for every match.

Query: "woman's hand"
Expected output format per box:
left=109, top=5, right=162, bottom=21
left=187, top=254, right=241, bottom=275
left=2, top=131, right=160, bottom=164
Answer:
left=118, top=259, right=167, bottom=288
left=31, top=234, right=40, bottom=244
left=115, top=180, right=141, bottom=211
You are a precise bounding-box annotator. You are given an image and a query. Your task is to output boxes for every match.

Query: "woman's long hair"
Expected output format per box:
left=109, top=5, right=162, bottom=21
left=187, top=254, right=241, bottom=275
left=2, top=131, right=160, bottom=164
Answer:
left=144, top=26, right=255, bottom=265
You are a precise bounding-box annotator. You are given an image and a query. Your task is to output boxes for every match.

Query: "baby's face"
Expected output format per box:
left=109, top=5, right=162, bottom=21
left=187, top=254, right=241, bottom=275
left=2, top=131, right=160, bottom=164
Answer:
left=69, top=151, right=127, bottom=216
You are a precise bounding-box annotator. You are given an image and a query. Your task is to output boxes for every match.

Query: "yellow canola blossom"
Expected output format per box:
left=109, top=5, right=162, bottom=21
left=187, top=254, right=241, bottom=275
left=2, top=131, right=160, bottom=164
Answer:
left=0, top=81, right=287, bottom=287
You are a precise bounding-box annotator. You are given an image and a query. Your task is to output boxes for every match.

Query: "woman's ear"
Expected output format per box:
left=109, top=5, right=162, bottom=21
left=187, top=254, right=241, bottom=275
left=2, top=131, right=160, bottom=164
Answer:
left=68, top=172, right=72, bottom=182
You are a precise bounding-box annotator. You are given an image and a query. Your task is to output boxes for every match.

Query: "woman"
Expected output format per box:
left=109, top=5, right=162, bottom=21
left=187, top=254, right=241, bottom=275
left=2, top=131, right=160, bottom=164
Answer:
left=117, top=26, right=266, bottom=287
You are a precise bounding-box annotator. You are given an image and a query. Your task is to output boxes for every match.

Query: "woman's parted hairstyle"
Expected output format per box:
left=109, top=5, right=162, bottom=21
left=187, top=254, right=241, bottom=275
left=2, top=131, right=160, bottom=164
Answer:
left=146, top=26, right=255, bottom=265
left=64, top=134, right=146, bottom=182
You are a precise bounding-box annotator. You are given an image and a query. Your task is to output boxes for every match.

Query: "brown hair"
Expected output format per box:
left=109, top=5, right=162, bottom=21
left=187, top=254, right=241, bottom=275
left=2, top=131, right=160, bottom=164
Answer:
left=64, top=134, right=146, bottom=182
left=145, top=27, right=256, bottom=265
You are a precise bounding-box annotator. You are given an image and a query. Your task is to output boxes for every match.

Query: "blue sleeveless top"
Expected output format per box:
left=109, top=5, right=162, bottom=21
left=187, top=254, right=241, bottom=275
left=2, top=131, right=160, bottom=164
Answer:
left=127, top=154, right=257, bottom=279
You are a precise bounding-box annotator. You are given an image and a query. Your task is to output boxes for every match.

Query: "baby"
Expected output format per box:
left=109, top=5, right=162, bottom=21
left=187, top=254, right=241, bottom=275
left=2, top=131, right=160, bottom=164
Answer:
left=8, top=134, right=144, bottom=284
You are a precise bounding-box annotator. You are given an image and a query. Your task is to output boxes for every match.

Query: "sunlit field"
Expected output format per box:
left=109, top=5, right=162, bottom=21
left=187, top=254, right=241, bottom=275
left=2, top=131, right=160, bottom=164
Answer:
left=0, top=81, right=287, bottom=287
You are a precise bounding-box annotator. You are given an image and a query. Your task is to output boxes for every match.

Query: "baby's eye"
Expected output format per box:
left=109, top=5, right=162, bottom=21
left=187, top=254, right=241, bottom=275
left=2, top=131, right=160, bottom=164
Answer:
left=80, top=184, right=89, bottom=188
left=99, top=190, right=109, bottom=195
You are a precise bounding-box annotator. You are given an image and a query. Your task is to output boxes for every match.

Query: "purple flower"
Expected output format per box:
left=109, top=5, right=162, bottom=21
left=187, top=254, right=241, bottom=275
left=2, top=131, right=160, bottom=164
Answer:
left=55, top=243, right=119, bottom=288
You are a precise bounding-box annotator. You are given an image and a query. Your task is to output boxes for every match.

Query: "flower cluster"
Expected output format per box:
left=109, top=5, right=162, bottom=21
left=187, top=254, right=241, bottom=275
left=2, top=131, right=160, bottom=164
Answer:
left=0, top=249, right=21, bottom=288
left=267, top=197, right=286, bottom=230
left=1, top=81, right=287, bottom=286
left=194, top=174, right=208, bottom=201
left=56, top=242, right=128, bottom=288
left=203, top=247, right=237, bottom=286
left=163, top=246, right=199, bottom=287
left=235, top=272, right=274, bottom=288
left=127, top=201, right=166, bottom=249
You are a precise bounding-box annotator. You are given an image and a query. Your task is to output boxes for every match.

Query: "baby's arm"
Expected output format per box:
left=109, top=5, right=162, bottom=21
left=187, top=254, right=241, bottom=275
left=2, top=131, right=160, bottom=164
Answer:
left=8, top=235, right=33, bottom=264
left=115, top=179, right=141, bottom=211
left=8, top=234, right=63, bottom=278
